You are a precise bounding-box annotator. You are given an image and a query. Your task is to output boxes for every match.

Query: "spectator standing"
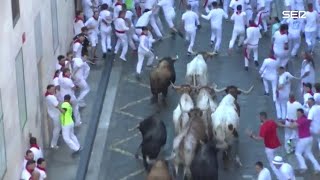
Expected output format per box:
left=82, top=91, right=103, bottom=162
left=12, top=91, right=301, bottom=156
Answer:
left=272, top=156, right=296, bottom=180
left=29, top=135, right=44, bottom=162
left=36, top=158, right=47, bottom=180
left=255, top=161, right=272, bottom=180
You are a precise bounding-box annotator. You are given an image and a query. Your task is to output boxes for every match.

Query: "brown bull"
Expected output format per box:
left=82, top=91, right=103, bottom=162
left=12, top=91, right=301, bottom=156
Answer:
left=150, top=57, right=177, bottom=104
left=172, top=108, right=208, bottom=180
left=147, top=160, right=173, bottom=180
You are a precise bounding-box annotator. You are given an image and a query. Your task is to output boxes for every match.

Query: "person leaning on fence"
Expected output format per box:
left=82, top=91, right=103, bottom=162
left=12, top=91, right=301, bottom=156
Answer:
left=60, top=94, right=83, bottom=155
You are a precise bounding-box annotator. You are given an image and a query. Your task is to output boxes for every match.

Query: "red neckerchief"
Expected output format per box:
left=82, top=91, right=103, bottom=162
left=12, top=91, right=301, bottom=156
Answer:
left=236, top=10, right=241, bottom=15
left=25, top=156, right=31, bottom=161
left=74, top=16, right=84, bottom=23
left=59, top=61, right=65, bottom=68
left=30, top=144, right=40, bottom=150
left=307, top=90, right=314, bottom=96
left=45, top=91, right=53, bottom=97
left=308, top=7, right=314, bottom=12
left=93, top=16, right=99, bottom=21
left=63, top=74, right=70, bottom=78
left=269, top=55, right=276, bottom=60
left=115, top=2, right=122, bottom=6
left=26, top=167, right=34, bottom=175
left=289, top=97, right=295, bottom=103
left=280, top=30, right=287, bottom=35
left=74, top=39, right=81, bottom=44
left=141, top=32, right=147, bottom=36
left=249, top=23, right=258, bottom=27
left=37, top=165, right=46, bottom=172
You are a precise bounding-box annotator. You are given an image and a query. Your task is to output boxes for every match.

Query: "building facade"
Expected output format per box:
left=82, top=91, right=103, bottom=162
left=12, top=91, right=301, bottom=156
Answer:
left=0, top=0, right=76, bottom=179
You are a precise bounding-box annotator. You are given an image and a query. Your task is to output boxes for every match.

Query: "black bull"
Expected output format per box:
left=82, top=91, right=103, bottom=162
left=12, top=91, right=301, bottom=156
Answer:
left=149, top=57, right=177, bottom=103
left=135, top=116, right=167, bottom=171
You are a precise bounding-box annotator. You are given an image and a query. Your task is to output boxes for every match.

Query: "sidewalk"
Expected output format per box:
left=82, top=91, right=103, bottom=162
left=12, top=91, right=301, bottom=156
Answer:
left=45, top=55, right=108, bottom=180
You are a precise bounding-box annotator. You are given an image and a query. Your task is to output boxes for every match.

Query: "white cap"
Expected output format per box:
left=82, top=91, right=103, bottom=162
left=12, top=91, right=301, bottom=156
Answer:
left=272, top=156, right=284, bottom=165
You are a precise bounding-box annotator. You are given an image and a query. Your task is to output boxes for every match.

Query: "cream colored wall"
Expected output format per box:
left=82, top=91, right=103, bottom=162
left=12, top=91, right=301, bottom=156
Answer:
left=0, top=0, right=75, bottom=179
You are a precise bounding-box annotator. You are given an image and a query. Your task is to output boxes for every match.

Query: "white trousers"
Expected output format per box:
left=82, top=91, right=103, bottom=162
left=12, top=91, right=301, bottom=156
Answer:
left=211, top=27, right=222, bottom=51
left=150, top=16, right=163, bottom=38
left=223, top=0, right=230, bottom=14
left=136, top=50, right=154, bottom=74
left=255, top=11, right=269, bottom=32
left=284, top=120, right=298, bottom=152
left=229, top=28, right=245, bottom=49
left=188, top=1, right=199, bottom=13
left=88, top=33, right=98, bottom=47
left=265, top=147, right=281, bottom=178
left=49, top=114, right=61, bottom=147
left=164, top=9, right=175, bottom=28
left=288, top=34, right=301, bottom=56
left=115, top=32, right=128, bottom=59
left=244, top=44, right=258, bottom=67
left=274, top=48, right=289, bottom=67
left=185, top=29, right=196, bottom=52
left=62, top=123, right=80, bottom=151
left=246, top=9, right=253, bottom=26
left=155, top=15, right=164, bottom=32
left=83, top=62, right=90, bottom=80
left=295, top=136, right=320, bottom=171
left=275, top=99, right=287, bottom=119
left=263, top=78, right=277, bottom=102
left=74, top=78, right=90, bottom=102
left=100, top=27, right=112, bottom=53
left=305, top=31, right=317, bottom=52
left=127, top=29, right=137, bottom=50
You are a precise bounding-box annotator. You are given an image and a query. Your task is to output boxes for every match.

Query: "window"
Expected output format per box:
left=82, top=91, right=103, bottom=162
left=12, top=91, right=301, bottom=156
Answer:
left=11, top=0, right=20, bottom=27
left=51, top=0, right=59, bottom=51
left=34, top=13, right=43, bottom=60
left=15, top=48, right=28, bottom=129
left=0, top=91, right=7, bottom=178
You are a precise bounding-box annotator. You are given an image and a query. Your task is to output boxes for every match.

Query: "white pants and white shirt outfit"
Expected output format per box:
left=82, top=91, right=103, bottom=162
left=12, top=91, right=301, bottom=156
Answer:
left=58, top=76, right=82, bottom=126
left=229, top=11, right=246, bottom=49
left=135, top=10, right=155, bottom=46
left=286, top=18, right=303, bottom=56
left=244, top=25, right=261, bottom=67
left=73, top=58, right=90, bottom=104
left=45, top=94, right=62, bottom=147
left=157, top=0, right=176, bottom=29
left=82, top=0, right=93, bottom=20
left=74, top=18, right=85, bottom=36
left=114, top=17, right=130, bottom=61
left=201, top=8, right=228, bottom=52
left=145, top=0, right=163, bottom=37
left=255, top=0, right=269, bottom=32
left=136, top=33, right=155, bottom=74
left=309, top=105, right=320, bottom=150
left=300, top=60, right=316, bottom=88
left=314, top=92, right=320, bottom=104
left=124, top=10, right=138, bottom=50
left=273, top=30, right=289, bottom=67
left=257, top=167, right=272, bottom=180
left=278, top=163, right=296, bottom=180
left=260, top=57, right=279, bottom=102
left=285, top=100, right=302, bottom=152
left=304, top=10, right=318, bottom=52
left=182, top=10, right=200, bottom=53
left=187, top=0, right=200, bottom=13
left=85, top=16, right=100, bottom=48
left=73, top=41, right=83, bottom=59
left=99, top=9, right=113, bottom=53
left=62, top=121, right=81, bottom=151
left=276, top=71, right=295, bottom=120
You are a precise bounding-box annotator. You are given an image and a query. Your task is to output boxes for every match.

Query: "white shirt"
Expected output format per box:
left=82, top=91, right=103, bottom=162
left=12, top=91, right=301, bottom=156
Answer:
left=29, top=147, right=43, bottom=162
left=20, top=169, right=32, bottom=180
left=259, top=58, right=279, bottom=80
left=35, top=167, right=47, bottom=180
left=157, top=0, right=175, bottom=16
left=201, top=8, right=228, bottom=29
left=300, top=60, right=315, bottom=84
left=53, top=77, right=59, bottom=87
left=99, top=10, right=112, bottom=31
left=73, top=19, right=84, bottom=35
left=279, top=163, right=296, bottom=180
left=309, top=105, right=320, bottom=133
left=231, top=11, right=246, bottom=31
left=257, top=168, right=272, bottom=180
left=256, top=0, right=266, bottom=11
left=82, top=0, right=93, bottom=18
left=273, top=31, right=288, bottom=51
left=135, top=11, right=153, bottom=27
left=138, top=34, right=151, bottom=52
left=182, top=10, right=199, bottom=31
left=286, top=101, right=303, bottom=120
left=244, top=26, right=261, bottom=45
left=114, top=18, right=129, bottom=32
left=278, top=72, right=294, bottom=98
left=124, top=10, right=134, bottom=28
left=113, top=2, right=123, bottom=19
left=59, top=76, right=76, bottom=99
left=85, top=17, right=100, bottom=35
left=73, top=41, right=83, bottom=58
left=292, top=0, right=305, bottom=11
left=287, top=18, right=303, bottom=37
left=72, top=58, right=85, bottom=81
left=46, top=94, right=60, bottom=118
left=314, top=93, right=320, bottom=104
left=229, top=0, right=248, bottom=11
left=303, top=93, right=313, bottom=114
left=145, top=0, right=157, bottom=9
left=304, top=10, right=318, bottom=32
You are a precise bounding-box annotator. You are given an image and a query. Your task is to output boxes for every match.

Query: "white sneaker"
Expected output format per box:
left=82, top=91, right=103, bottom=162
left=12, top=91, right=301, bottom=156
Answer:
left=78, top=101, right=86, bottom=107
left=120, top=56, right=127, bottom=61
left=75, top=122, right=82, bottom=127
left=51, top=145, right=59, bottom=149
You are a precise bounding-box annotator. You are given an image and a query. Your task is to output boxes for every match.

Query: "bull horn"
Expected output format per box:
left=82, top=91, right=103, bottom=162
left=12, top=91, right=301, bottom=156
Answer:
left=165, top=152, right=176, bottom=160
left=172, top=54, right=179, bottom=60
left=237, top=85, right=254, bottom=94
left=170, top=81, right=179, bottom=89
left=128, top=124, right=139, bottom=132
left=206, top=51, right=215, bottom=56
left=213, top=84, right=227, bottom=93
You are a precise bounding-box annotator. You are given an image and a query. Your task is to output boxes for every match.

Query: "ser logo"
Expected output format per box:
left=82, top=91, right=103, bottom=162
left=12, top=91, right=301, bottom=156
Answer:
left=282, top=11, right=307, bottom=18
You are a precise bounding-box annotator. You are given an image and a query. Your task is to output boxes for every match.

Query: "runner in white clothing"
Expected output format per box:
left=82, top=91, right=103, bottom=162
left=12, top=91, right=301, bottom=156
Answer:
left=114, top=10, right=130, bottom=61
left=186, top=0, right=200, bottom=13
left=272, top=24, right=289, bottom=67
left=255, top=161, right=272, bottom=180
left=82, top=0, right=94, bottom=20
left=286, top=17, right=304, bottom=57
left=74, top=11, right=85, bottom=36
left=72, top=58, right=90, bottom=107
left=255, top=0, right=269, bottom=33
left=314, top=83, right=320, bottom=104
left=300, top=53, right=316, bottom=93
left=308, top=98, right=320, bottom=151
left=201, top=2, right=228, bottom=54
left=228, top=5, right=246, bottom=54
left=304, top=3, right=318, bottom=54
left=243, top=20, right=261, bottom=70
left=99, top=4, right=113, bottom=58
left=84, top=11, right=100, bottom=60
left=157, top=0, right=182, bottom=37
left=182, top=5, right=200, bottom=55
left=273, top=156, right=296, bottom=180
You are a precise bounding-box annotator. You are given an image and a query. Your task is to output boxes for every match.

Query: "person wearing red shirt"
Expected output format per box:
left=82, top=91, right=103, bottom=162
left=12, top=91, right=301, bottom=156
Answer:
left=247, top=112, right=281, bottom=179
